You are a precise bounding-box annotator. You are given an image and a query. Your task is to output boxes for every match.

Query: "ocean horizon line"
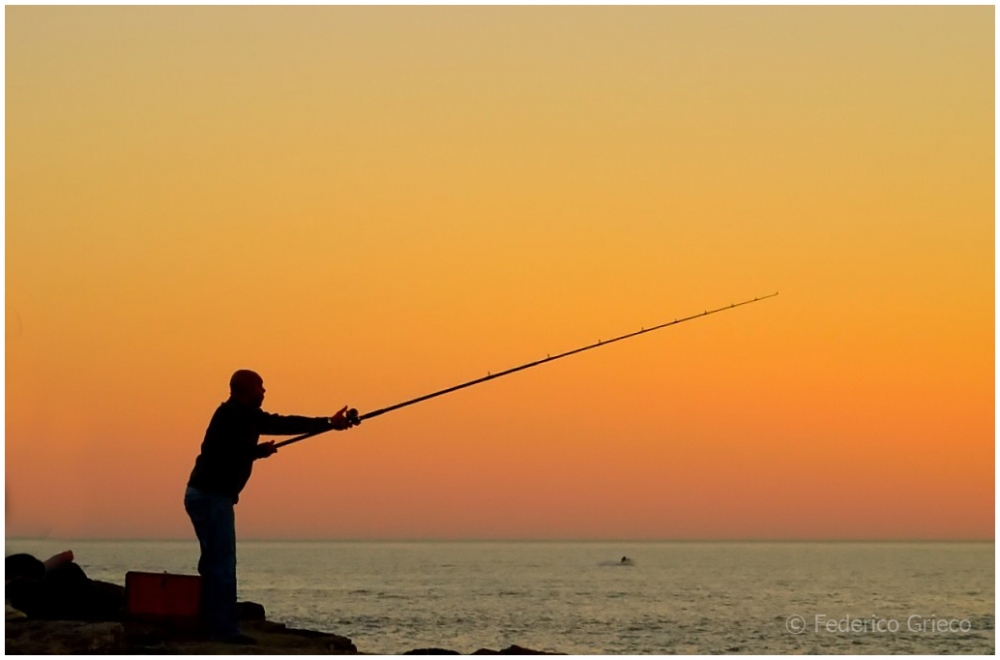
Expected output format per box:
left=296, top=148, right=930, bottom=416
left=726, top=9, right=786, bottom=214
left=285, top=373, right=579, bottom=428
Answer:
left=6, top=536, right=994, bottom=544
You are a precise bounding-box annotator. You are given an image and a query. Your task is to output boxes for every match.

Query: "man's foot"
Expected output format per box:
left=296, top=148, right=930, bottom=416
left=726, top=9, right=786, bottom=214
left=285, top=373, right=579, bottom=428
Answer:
left=212, top=632, right=257, bottom=645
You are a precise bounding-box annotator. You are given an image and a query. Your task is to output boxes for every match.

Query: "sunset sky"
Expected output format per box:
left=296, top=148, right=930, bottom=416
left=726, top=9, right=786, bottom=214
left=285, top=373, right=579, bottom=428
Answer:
left=5, top=7, right=993, bottom=540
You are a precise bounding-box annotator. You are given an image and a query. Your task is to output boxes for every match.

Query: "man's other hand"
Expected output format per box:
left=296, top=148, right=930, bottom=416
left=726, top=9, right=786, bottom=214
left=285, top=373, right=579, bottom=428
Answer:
left=256, top=440, right=278, bottom=459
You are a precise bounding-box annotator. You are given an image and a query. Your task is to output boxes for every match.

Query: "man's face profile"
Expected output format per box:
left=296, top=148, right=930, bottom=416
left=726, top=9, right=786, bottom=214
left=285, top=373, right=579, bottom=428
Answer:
left=231, top=370, right=266, bottom=408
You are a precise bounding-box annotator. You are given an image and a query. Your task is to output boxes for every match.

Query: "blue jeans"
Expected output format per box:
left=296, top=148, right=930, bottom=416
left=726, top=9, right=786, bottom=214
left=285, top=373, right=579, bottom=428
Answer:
left=184, top=486, right=239, bottom=638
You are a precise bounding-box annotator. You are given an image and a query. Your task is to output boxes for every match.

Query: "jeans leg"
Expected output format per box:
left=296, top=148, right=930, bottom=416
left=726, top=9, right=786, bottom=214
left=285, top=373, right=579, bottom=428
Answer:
left=184, top=487, right=239, bottom=638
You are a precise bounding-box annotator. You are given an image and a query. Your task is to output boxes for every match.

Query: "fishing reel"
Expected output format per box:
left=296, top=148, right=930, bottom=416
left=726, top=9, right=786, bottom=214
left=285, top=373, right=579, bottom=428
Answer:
left=346, top=408, right=360, bottom=427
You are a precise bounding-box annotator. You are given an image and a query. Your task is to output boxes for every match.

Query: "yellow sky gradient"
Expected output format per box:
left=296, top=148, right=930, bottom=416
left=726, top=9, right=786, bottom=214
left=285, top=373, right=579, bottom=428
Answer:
left=5, top=7, right=993, bottom=540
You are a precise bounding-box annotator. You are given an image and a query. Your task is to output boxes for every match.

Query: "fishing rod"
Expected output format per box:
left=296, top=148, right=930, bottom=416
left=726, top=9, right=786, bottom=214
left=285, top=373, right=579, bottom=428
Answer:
left=274, top=292, right=778, bottom=450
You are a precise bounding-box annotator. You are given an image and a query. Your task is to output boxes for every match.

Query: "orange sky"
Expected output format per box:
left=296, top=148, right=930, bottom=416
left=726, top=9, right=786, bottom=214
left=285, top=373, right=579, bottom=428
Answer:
left=5, top=7, right=993, bottom=540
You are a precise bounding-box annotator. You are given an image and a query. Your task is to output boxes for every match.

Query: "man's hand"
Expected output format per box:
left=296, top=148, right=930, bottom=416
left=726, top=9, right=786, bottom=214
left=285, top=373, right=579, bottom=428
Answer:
left=330, top=405, right=360, bottom=430
left=256, top=440, right=278, bottom=459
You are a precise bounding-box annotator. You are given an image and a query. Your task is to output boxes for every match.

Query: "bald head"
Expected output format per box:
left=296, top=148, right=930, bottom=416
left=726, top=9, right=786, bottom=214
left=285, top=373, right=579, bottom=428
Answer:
left=230, top=370, right=265, bottom=408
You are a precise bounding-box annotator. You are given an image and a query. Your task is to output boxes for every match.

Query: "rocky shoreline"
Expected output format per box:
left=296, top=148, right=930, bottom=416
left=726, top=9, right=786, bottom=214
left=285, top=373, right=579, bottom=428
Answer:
left=5, top=554, right=558, bottom=654
left=6, top=610, right=556, bottom=654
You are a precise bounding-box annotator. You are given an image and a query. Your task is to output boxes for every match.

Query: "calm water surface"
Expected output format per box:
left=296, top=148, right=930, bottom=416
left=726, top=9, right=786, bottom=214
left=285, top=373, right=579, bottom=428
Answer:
left=5, top=540, right=993, bottom=654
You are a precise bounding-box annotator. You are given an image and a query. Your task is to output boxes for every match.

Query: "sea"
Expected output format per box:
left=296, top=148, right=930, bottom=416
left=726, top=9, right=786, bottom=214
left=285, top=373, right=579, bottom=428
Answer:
left=4, top=539, right=994, bottom=654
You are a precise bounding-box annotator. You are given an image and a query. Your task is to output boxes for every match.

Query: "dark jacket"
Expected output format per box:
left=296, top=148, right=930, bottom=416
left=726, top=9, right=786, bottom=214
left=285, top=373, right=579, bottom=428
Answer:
left=187, top=400, right=331, bottom=500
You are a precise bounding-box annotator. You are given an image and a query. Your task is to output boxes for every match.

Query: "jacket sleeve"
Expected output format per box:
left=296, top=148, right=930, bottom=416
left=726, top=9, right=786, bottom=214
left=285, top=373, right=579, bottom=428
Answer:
left=258, top=411, right=332, bottom=436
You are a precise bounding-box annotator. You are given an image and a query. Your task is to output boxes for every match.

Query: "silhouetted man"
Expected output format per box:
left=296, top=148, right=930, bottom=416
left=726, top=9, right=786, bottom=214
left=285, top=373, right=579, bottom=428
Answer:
left=184, top=369, right=358, bottom=644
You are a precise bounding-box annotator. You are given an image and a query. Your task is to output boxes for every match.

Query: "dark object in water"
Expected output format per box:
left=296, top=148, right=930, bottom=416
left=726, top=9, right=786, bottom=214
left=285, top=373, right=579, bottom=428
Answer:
left=276, top=293, right=780, bottom=450
left=598, top=557, right=634, bottom=566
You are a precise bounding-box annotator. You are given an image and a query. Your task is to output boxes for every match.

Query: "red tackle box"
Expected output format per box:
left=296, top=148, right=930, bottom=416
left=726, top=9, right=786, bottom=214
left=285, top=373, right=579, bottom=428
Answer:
left=124, top=571, right=203, bottom=629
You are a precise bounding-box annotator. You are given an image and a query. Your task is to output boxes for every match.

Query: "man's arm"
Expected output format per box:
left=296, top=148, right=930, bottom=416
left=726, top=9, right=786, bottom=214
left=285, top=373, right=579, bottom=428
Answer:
left=255, top=407, right=359, bottom=459
left=258, top=411, right=332, bottom=436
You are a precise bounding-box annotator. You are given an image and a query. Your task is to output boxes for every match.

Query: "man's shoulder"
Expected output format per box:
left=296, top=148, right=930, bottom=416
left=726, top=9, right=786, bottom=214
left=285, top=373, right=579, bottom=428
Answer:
left=211, top=400, right=233, bottom=417
left=210, top=400, right=259, bottom=422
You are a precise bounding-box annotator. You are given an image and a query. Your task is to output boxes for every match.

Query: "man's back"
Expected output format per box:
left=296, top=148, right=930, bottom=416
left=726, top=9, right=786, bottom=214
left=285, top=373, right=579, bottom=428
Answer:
left=187, top=401, right=262, bottom=501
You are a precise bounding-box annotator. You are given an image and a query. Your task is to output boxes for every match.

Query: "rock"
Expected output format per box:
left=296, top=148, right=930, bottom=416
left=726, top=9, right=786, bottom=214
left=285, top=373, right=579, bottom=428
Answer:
left=6, top=603, right=27, bottom=622
left=268, top=622, right=357, bottom=652
left=6, top=554, right=45, bottom=581
left=6, top=584, right=358, bottom=654
left=5, top=619, right=126, bottom=654
left=237, top=600, right=266, bottom=621
left=473, top=645, right=557, bottom=654
left=88, top=579, right=126, bottom=620
left=404, top=649, right=462, bottom=655
left=141, top=618, right=358, bottom=654
left=7, top=562, right=125, bottom=622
